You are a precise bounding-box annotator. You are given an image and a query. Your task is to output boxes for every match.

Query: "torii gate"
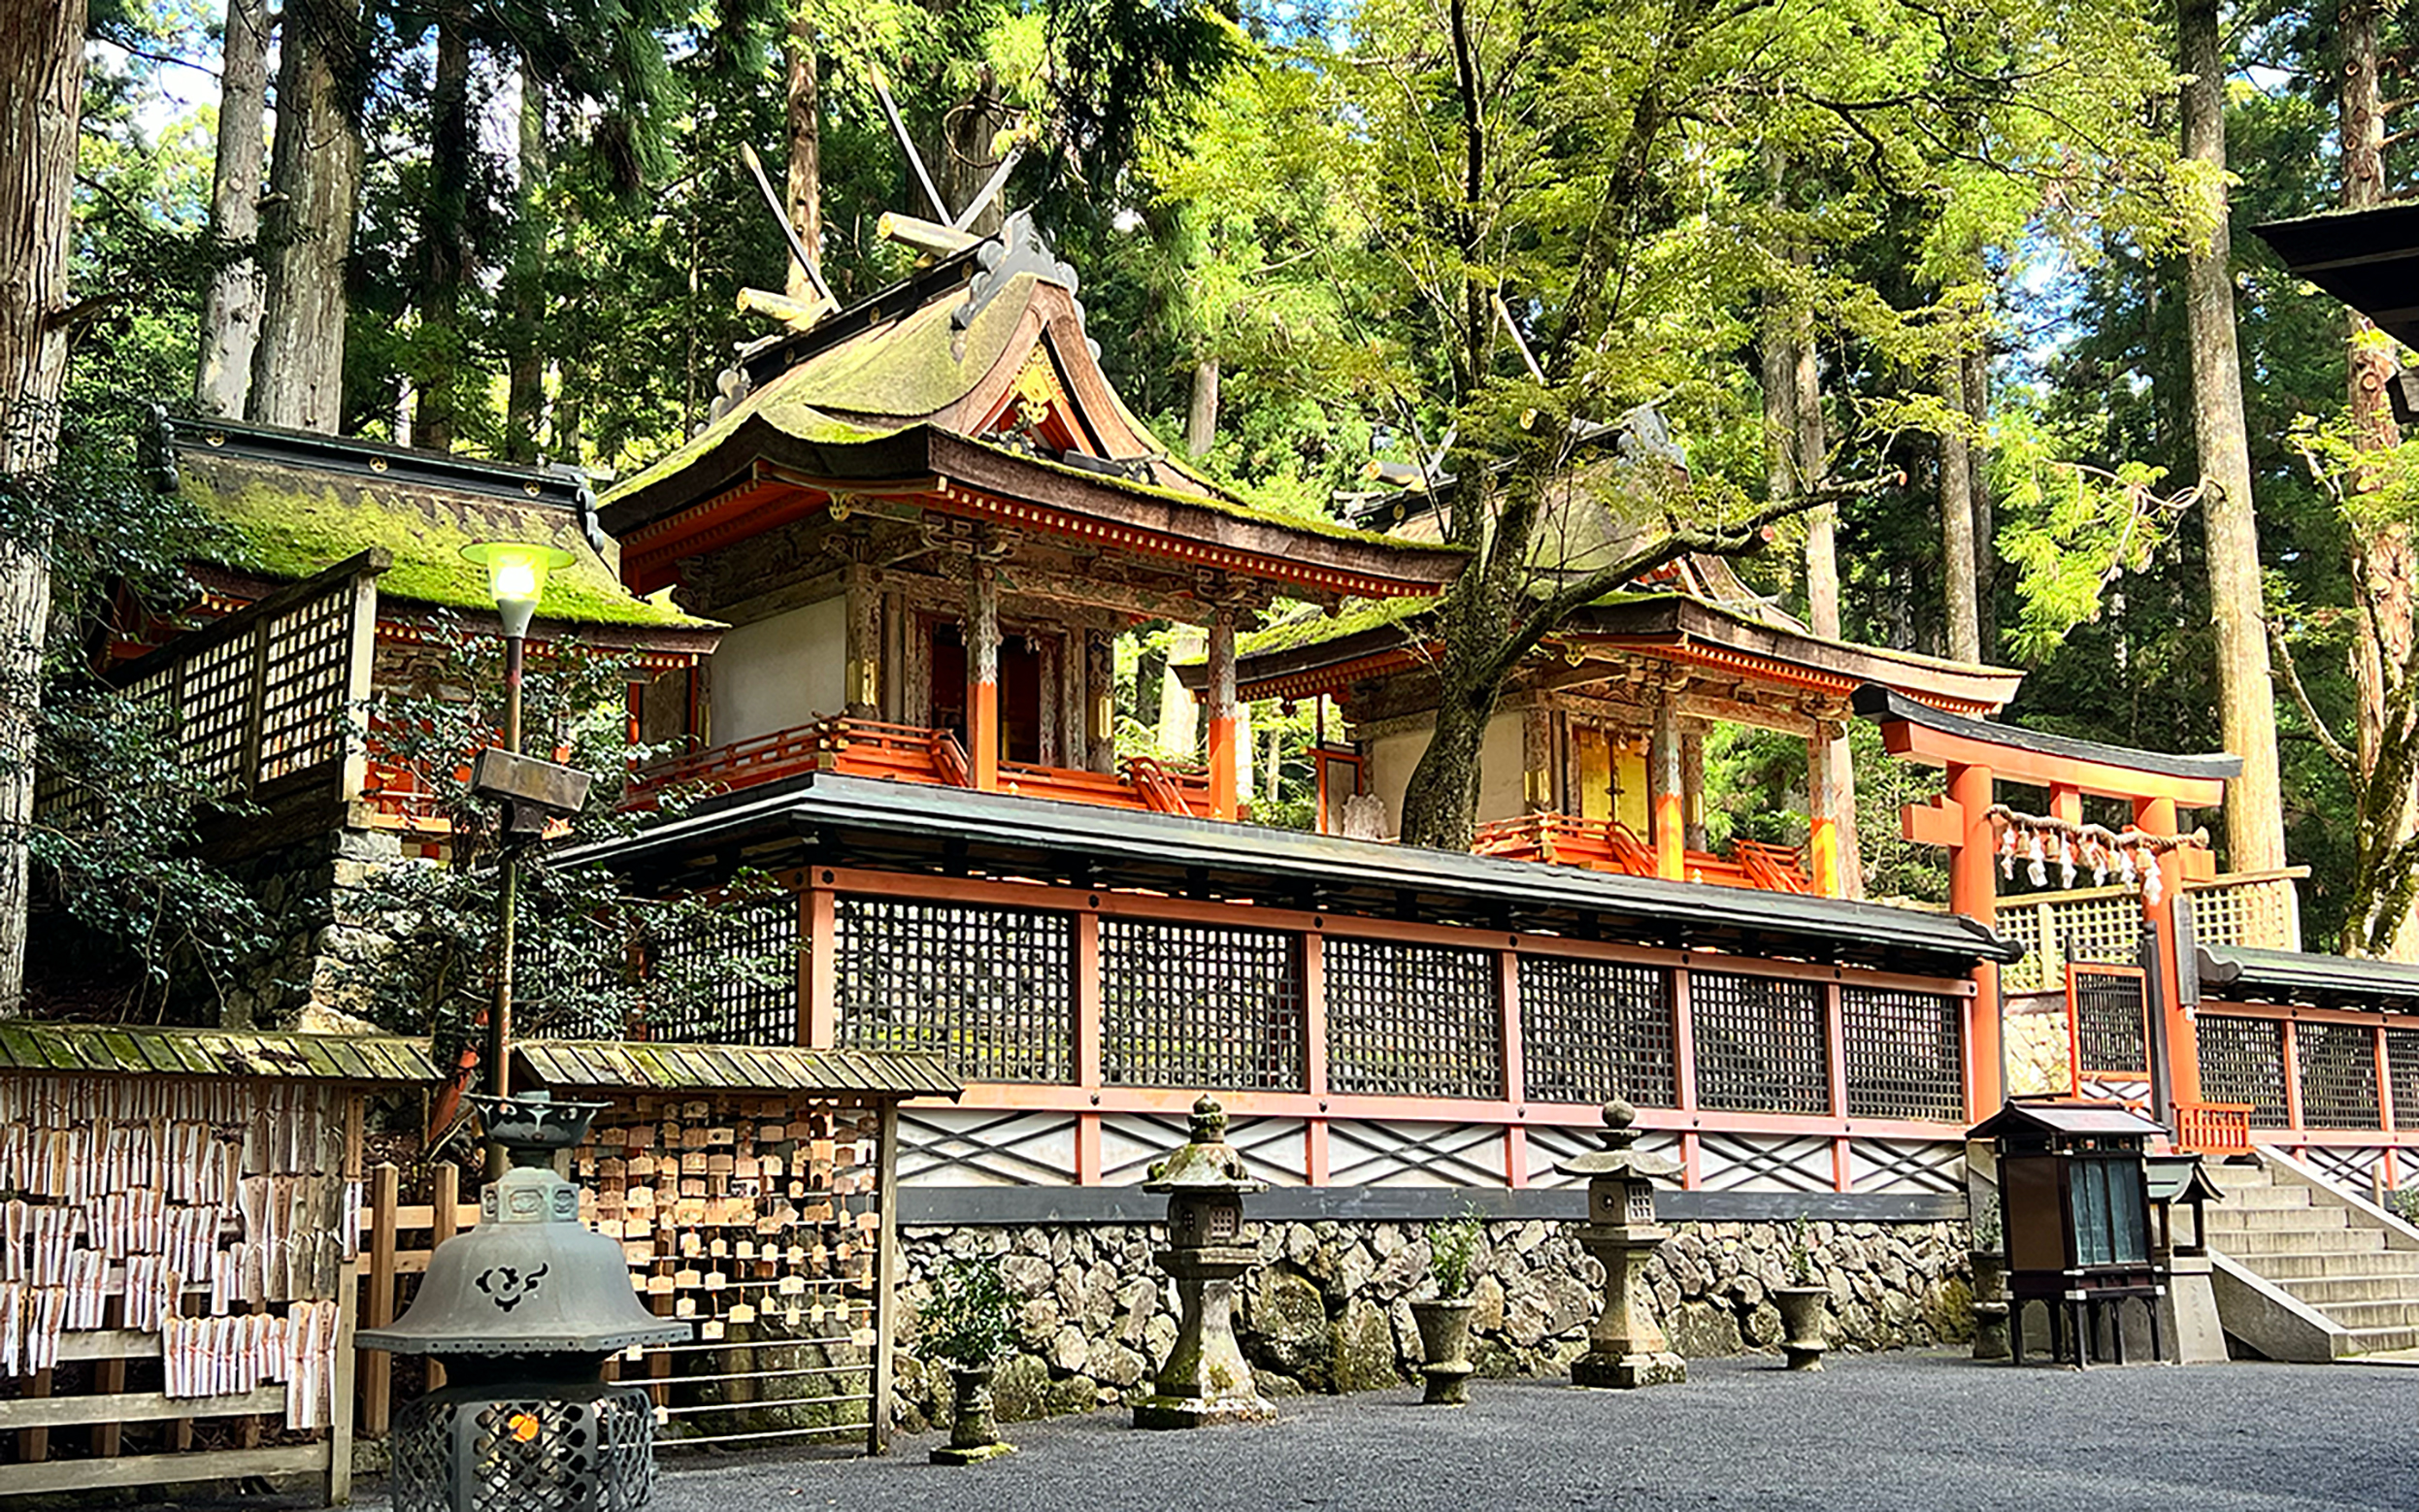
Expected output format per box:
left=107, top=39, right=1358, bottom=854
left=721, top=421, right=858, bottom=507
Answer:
left=1854, top=687, right=2243, bottom=1118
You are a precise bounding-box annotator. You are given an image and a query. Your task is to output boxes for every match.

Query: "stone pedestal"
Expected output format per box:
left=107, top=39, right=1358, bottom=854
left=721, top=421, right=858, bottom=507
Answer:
left=2161, top=1253, right=2228, bottom=1364
left=931, top=1365, right=1016, bottom=1464
left=1410, top=1298, right=1476, bottom=1406
left=1131, top=1243, right=1275, bottom=1429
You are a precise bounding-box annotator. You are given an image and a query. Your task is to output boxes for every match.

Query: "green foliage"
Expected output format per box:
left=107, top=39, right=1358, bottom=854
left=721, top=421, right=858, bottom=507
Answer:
left=326, top=620, right=789, bottom=1052
left=1785, top=1213, right=1817, bottom=1286
left=916, top=1255, right=1017, bottom=1368
left=1427, top=1209, right=1484, bottom=1300
left=1992, top=407, right=2197, bottom=663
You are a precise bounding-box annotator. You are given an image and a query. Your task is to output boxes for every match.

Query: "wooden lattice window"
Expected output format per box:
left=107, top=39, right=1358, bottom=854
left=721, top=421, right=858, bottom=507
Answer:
left=179, top=634, right=255, bottom=794
left=1840, top=986, right=1964, bottom=1123
left=643, top=895, right=802, bottom=1047
left=1516, top=955, right=1675, bottom=1108
left=1098, top=920, right=1305, bottom=1090
left=833, top=897, right=1073, bottom=1082
left=2196, top=1014, right=2288, bottom=1128
left=2071, top=967, right=2150, bottom=1078
left=1323, top=938, right=1500, bottom=1099
left=1691, top=971, right=1829, bottom=1115
left=2389, top=1027, right=2419, bottom=1131
left=2296, top=1021, right=2381, bottom=1130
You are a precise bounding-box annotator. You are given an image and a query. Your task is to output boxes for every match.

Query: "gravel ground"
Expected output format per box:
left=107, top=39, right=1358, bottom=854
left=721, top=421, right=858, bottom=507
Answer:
left=109, top=1351, right=2412, bottom=1512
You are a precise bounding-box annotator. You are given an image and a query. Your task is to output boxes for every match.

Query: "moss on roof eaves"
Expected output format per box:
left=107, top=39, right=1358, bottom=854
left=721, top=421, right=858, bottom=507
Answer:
left=966, top=441, right=1468, bottom=553
left=1234, top=595, right=1439, bottom=658
left=186, top=467, right=712, bottom=629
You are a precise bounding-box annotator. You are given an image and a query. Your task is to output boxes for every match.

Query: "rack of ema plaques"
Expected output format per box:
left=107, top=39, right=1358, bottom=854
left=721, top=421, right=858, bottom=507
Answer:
left=0, top=1072, right=366, bottom=1501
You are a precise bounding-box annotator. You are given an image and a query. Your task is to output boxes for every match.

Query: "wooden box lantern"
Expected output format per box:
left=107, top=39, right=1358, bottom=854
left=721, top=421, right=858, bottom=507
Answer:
left=1969, top=1101, right=2167, bottom=1367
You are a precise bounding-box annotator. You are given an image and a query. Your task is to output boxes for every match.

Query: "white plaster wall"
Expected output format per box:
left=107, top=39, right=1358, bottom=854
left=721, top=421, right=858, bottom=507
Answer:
left=711, top=597, right=847, bottom=744
left=1475, top=710, right=1525, bottom=824
left=1361, top=710, right=1524, bottom=836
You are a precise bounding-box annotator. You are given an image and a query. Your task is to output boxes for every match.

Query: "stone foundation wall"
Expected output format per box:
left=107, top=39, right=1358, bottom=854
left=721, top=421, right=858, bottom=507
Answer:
left=218, top=826, right=402, bottom=1030
left=889, top=1216, right=1976, bottom=1430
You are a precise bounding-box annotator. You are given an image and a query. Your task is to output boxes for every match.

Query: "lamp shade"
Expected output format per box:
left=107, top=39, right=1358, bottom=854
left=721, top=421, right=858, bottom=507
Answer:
left=462, top=541, right=576, bottom=639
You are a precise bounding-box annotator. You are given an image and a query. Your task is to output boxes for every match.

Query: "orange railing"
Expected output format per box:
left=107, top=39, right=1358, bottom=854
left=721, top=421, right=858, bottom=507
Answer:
left=2172, top=1101, right=2256, bottom=1158
left=626, top=718, right=1219, bottom=819
left=1471, top=813, right=1816, bottom=895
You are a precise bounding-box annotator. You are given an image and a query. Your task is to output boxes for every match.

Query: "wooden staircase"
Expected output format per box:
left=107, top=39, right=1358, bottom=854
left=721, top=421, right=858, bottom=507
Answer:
left=2206, top=1154, right=2419, bottom=1361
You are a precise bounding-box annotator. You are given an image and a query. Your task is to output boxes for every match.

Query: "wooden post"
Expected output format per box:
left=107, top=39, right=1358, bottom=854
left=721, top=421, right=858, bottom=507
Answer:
left=1500, top=945, right=1527, bottom=1186
left=18, top=1369, right=50, bottom=1463
left=804, top=885, right=838, bottom=1049
left=1825, top=981, right=1852, bottom=1192
left=426, top=1164, right=458, bottom=1393
left=1672, top=966, right=1700, bottom=1189
left=1522, top=703, right=1554, bottom=813
left=967, top=563, right=1000, bottom=791
left=1207, top=612, right=1240, bottom=820
left=328, top=1254, right=359, bottom=1505
left=844, top=564, right=880, bottom=717
left=361, top=1162, right=399, bottom=1436
left=1948, top=760, right=2004, bottom=1114
left=2378, top=1024, right=2398, bottom=1135
left=1806, top=721, right=1841, bottom=898
left=1304, top=929, right=1329, bottom=1185
left=1084, top=629, right=1117, bottom=773
left=1075, top=910, right=1102, bottom=1185
left=2137, top=795, right=2201, bottom=1107
left=1650, top=697, right=1684, bottom=880
left=869, top=1101, right=901, bottom=1456
left=90, top=1298, right=124, bottom=1459
left=1680, top=727, right=1707, bottom=850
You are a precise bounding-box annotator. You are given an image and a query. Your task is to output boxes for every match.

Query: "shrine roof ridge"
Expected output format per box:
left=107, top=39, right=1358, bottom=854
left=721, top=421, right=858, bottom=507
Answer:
left=555, top=771, right=2024, bottom=972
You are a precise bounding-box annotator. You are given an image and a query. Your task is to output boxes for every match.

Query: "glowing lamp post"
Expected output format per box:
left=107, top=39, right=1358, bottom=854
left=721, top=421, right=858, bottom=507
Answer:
left=460, top=541, right=580, bottom=1103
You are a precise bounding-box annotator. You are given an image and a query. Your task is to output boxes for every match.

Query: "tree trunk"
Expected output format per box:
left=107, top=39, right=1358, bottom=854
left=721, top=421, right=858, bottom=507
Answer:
left=1795, top=316, right=1838, bottom=641
left=1188, top=356, right=1219, bottom=458
left=782, top=6, right=822, bottom=302
left=193, top=0, right=271, bottom=417
left=249, top=0, right=363, bottom=433
left=1964, top=347, right=1995, bottom=661
left=502, top=56, right=547, bottom=463
left=1939, top=359, right=1982, bottom=665
left=1398, top=673, right=1498, bottom=851
left=0, top=0, right=86, bottom=1014
left=416, top=6, right=472, bottom=451
left=941, top=69, right=1005, bottom=239
left=2179, top=0, right=2290, bottom=873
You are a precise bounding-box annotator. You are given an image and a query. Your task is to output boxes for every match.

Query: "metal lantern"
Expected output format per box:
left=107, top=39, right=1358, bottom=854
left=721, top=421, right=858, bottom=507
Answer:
left=1131, top=1096, right=1276, bottom=1430
left=361, top=1094, right=690, bottom=1511
left=1969, top=1101, right=2165, bottom=1366
left=1556, top=1098, right=1685, bottom=1389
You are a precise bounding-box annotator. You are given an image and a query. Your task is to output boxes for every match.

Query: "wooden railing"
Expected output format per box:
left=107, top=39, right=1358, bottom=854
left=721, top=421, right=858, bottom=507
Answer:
left=627, top=717, right=1218, bottom=819
left=1471, top=813, right=1815, bottom=895
left=2173, top=1101, right=2255, bottom=1158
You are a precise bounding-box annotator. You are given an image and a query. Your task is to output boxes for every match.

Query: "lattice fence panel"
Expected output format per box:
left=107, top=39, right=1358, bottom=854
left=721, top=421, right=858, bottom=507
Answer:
left=2197, top=1015, right=2289, bottom=1128
left=1099, top=920, right=1305, bottom=1090
left=833, top=897, right=1073, bottom=1082
left=2071, top=968, right=2149, bottom=1077
left=1840, top=986, right=1965, bottom=1123
left=179, top=633, right=256, bottom=795
left=1517, top=955, right=1676, bottom=1108
left=2185, top=877, right=2301, bottom=952
left=1323, top=1119, right=1505, bottom=1187
left=895, top=1109, right=1077, bottom=1186
left=1845, top=1137, right=1964, bottom=1195
left=2388, top=1028, right=2419, bottom=1131
left=1690, top=972, right=1829, bottom=1115
left=1696, top=1131, right=1834, bottom=1193
left=644, top=893, right=802, bottom=1046
left=258, top=594, right=357, bottom=781
left=1098, top=1113, right=1308, bottom=1187
left=2296, top=1021, right=2382, bottom=1130
left=1323, top=938, right=1501, bottom=1100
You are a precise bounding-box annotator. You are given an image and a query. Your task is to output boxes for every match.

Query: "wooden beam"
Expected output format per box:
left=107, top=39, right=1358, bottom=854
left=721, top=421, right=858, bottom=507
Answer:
left=1880, top=720, right=2229, bottom=806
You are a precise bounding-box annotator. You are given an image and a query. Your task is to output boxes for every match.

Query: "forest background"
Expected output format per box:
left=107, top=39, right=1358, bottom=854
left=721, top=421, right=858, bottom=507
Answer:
left=10, top=0, right=2419, bottom=1015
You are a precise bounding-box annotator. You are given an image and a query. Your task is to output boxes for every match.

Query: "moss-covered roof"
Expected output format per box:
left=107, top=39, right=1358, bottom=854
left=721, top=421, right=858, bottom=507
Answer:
left=1236, top=595, right=1437, bottom=657
left=180, top=443, right=714, bottom=631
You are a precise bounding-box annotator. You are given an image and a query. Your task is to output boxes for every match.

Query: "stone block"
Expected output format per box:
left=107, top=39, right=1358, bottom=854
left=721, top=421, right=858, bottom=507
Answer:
left=1332, top=1297, right=1402, bottom=1393
left=1664, top=1298, right=1742, bottom=1359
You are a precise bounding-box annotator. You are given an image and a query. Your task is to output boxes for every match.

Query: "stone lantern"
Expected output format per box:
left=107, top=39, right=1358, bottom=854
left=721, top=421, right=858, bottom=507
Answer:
left=1556, top=1099, right=1685, bottom=1389
left=1131, top=1096, right=1276, bottom=1430
left=361, top=1094, right=691, bottom=1511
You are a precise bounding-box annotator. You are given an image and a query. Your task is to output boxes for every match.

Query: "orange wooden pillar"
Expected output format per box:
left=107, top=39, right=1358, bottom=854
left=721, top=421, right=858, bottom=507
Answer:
left=1946, top=759, right=2003, bottom=1113
left=2137, top=794, right=2202, bottom=1108
left=1206, top=613, right=1240, bottom=820
left=1649, top=697, right=1684, bottom=880
left=1806, top=720, right=1841, bottom=898
left=967, top=563, right=1000, bottom=791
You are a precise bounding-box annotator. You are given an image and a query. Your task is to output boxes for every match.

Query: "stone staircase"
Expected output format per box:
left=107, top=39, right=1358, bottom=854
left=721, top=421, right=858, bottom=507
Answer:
left=2206, top=1153, right=2419, bottom=1362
